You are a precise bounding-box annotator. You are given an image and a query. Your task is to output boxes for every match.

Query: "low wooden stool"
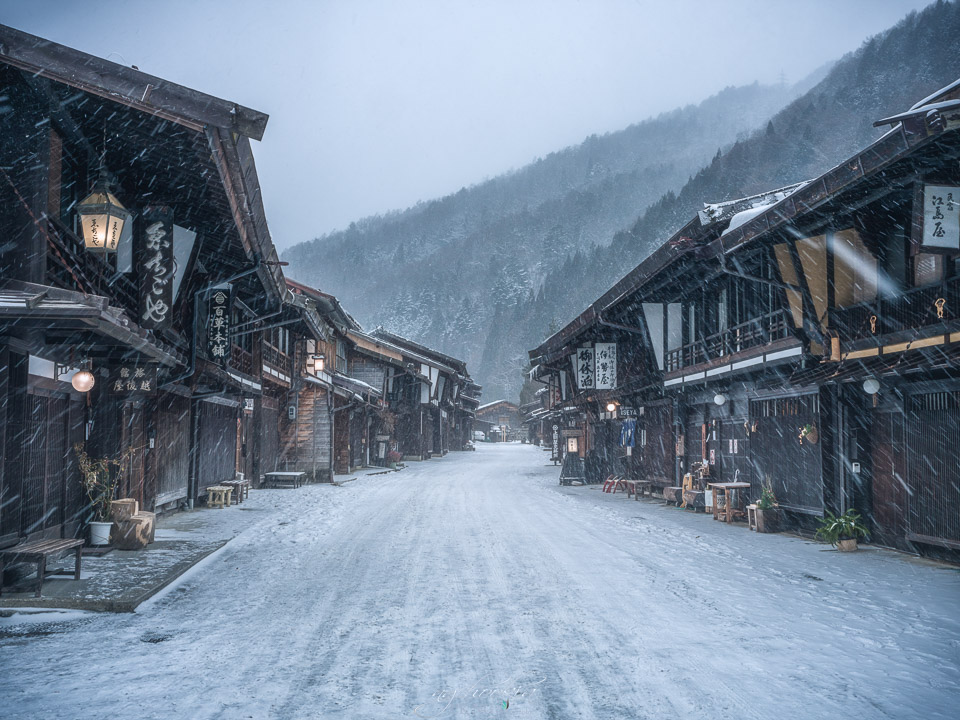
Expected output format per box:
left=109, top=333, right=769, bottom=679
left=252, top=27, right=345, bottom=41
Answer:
left=206, top=486, right=232, bottom=509
left=747, top=503, right=759, bottom=531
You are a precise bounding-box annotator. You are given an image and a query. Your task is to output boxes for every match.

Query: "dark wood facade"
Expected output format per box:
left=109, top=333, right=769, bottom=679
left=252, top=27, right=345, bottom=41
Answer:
left=0, top=25, right=283, bottom=546
left=530, top=81, right=960, bottom=559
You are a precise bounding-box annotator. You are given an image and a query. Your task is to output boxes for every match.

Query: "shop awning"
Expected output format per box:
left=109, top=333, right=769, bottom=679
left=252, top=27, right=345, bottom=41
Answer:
left=0, top=281, right=185, bottom=367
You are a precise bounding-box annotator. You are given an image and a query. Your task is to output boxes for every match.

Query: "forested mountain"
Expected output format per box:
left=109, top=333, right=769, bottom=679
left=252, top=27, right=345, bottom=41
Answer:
left=285, top=0, right=960, bottom=400
left=283, top=81, right=809, bottom=386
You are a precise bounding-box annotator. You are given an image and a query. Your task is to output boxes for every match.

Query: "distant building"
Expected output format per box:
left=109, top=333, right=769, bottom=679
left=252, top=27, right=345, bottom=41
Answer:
left=476, top=400, right=520, bottom=441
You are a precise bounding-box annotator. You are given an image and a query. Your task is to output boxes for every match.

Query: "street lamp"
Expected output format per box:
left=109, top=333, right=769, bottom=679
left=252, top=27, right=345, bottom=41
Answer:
left=714, top=393, right=727, bottom=406
left=75, top=165, right=131, bottom=253
left=862, top=378, right=880, bottom=395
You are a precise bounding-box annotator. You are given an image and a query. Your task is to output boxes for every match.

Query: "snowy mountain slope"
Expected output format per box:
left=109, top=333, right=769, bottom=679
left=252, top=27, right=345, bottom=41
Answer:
left=484, top=0, right=960, bottom=398
left=286, top=1, right=960, bottom=401
left=282, top=81, right=808, bottom=359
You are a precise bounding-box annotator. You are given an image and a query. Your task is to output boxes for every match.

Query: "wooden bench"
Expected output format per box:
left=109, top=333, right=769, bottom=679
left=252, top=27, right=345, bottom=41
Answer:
left=263, top=471, right=306, bottom=488
left=602, top=475, right=653, bottom=500
left=0, top=539, right=84, bottom=597
left=206, top=485, right=233, bottom=509
left=628, top=480, right=653, bottom=500
left=221, top=478, right=250, bottom=504
left=663, top=486, right=684, bottom=506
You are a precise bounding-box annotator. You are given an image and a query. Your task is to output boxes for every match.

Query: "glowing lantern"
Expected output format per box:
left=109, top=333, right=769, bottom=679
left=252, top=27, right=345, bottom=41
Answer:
left=76, top=170, right=130, bottom=253
left=71, top=369, right=95, bottom=393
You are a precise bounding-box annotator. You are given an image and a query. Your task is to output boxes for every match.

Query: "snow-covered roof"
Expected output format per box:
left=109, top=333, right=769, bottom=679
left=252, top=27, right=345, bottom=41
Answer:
left=909, top=78, right=960, bottom=111
left=478, top=399, right=517, bottom=411
left=699, top=183, right=806, bottom=227
left=874, top=99, right=960, bottom=127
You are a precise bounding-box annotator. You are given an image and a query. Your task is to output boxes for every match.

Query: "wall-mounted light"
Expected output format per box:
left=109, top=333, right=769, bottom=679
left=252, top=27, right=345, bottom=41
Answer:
left=713, top=393, right=727, bottom=406
left=311, top=354, right=325, bottom=374
left=75, top=163, right=131, bottom=253
left=71, top=361, right=95, bottom=393
left=605, top=402, right=617, bottom=413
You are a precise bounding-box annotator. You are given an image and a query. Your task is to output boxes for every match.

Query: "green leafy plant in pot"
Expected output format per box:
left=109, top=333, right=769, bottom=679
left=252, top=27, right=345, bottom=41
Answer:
left=815, top=509, right=868, bottom=552
left=754, top=484, right=780, bottom=533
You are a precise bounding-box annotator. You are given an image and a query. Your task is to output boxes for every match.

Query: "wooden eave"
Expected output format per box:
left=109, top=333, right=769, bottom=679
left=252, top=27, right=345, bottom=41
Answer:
left=0, top=24, right=268, bottom=140
left=347, top=330, right=405, bottom=363
left=2, top=63, right=279, bottom=311
left=715, top=122, right=960, bottom=257
left=371, top=329, right=468, bottom=373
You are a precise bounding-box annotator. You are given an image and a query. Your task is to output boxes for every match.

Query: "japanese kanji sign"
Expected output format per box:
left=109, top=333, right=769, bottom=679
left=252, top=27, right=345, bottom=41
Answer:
left=574, top=346, right=595, bottom=390
left=106, top=365, right=158, bottom=395
left=138, top=206, right=175, bottom=331
left=207, top=287, right=233, bottom=366
left=922, top=184, right=960, bottom=251
left=595, top=342, right=617, bottom=389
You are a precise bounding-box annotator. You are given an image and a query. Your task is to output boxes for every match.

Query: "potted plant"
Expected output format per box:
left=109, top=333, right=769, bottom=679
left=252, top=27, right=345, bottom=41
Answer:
left=754, top=485, right=780, bottom=533
left=386, top=449, right=403, bottom=470
left=815, top=509, right=868, bottom=552
left=798, top=423, right=819, bottom=445
left=74, top=443, right=127, bottom=546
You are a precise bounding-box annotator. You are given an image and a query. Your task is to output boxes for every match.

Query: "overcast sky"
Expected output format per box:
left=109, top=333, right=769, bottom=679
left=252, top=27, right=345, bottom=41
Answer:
left=0, top=0, right=936, bottom=248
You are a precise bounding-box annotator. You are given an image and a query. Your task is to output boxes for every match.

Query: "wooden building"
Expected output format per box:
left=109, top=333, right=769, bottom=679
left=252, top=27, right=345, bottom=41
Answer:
left=0, top=25, right=284, bottom=545
left=282, top=281, right=386, bottom=478
left=476, top=400, right=520, bottom=441
left=529, top=79, right=960, bottom=559
left=370, top=329, right=480, bottom=458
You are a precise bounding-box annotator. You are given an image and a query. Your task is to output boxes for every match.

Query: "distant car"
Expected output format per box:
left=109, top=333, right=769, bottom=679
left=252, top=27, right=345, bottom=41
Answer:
left=463, top=441, right=476, bottom=451
left=473, top=431, right=485, bottom=441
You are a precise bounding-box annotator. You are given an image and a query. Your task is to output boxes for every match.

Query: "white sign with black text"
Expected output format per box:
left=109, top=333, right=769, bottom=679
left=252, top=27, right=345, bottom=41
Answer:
left=595, top=342, right=617, bottom=389
left=923, top=184, right=960, bottom=250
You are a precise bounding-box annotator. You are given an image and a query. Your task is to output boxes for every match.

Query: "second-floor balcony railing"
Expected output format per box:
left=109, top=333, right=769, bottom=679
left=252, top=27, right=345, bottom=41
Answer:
left=831, top=275, right=960, bottom=343
left=262, top=341, right=290, bottom=375
left=231, top=345, right=253, bottom=376
left=665, top=308, right=793, bottom=372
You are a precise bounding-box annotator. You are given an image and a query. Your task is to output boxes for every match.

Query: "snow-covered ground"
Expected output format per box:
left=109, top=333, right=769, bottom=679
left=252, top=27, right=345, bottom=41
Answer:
left=1, top=443, right=958, bottom=719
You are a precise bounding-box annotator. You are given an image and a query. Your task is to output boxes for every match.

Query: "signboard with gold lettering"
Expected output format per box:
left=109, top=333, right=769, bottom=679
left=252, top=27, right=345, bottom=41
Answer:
left=107, top=365, right=158, bottom=395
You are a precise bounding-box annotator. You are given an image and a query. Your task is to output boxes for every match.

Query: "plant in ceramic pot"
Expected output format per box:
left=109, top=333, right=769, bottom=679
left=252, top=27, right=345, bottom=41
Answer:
left=754, top=485, right=780, bottom=533
left=815, top=509, right=868, bottom=552
left=73, top=443, right=128, bottom=546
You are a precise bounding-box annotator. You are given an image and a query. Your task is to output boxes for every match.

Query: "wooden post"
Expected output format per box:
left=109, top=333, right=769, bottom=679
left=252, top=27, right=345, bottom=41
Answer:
left=251, top=329, right=263, bottom=486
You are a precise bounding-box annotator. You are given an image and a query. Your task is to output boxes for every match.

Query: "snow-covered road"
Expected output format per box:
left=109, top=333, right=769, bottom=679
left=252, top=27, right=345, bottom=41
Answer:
left=2, top=443, right=958, bottom=719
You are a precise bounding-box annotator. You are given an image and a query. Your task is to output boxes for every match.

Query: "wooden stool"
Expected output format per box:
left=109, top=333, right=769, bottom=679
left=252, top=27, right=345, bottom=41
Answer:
left=747, top=503, right=758, bottom=531
left=206, top=486, right=232, bottom=509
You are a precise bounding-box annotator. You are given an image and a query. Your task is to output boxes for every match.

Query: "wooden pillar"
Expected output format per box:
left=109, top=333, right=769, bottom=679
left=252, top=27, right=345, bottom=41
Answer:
left=251, top=330, right=263, bottom=485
